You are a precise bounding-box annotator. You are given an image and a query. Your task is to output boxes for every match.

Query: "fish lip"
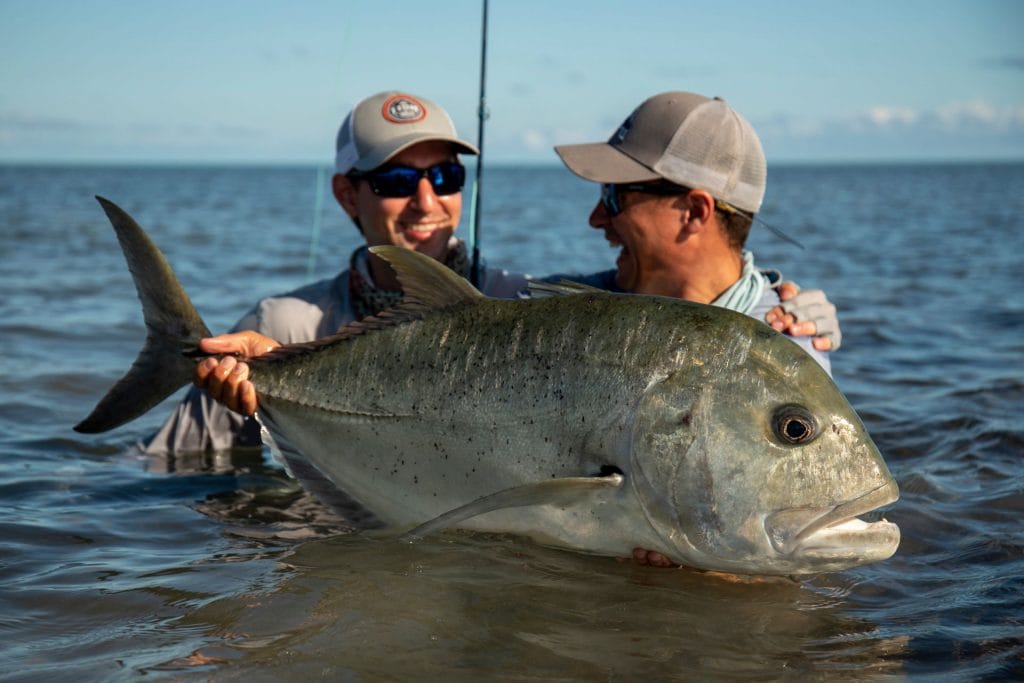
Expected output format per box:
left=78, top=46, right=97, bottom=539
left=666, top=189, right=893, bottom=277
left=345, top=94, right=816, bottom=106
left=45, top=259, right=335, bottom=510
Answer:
left=765, top=480, right=900, bottom=558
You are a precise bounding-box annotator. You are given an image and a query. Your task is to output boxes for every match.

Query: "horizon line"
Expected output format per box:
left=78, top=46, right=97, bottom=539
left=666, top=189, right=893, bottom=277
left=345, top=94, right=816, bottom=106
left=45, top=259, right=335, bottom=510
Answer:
left=2, top=156, right=1023, bottom=169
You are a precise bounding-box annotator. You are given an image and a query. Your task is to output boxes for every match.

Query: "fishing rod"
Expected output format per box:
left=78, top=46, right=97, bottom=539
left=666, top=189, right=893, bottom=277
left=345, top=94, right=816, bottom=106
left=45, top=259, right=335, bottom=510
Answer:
left=469, top=0, right=489, bottom=288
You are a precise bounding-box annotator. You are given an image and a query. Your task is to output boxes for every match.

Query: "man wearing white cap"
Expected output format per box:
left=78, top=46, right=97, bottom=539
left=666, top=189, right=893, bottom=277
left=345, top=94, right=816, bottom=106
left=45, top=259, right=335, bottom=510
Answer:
left=143, top=91, right=526, bottom=452
left=552, top=91, right=838, bottom=371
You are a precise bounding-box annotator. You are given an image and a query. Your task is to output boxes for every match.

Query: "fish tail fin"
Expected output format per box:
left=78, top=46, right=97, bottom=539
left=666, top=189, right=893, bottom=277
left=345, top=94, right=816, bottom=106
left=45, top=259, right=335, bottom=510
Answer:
left=74, top=197, right=212, bottom=434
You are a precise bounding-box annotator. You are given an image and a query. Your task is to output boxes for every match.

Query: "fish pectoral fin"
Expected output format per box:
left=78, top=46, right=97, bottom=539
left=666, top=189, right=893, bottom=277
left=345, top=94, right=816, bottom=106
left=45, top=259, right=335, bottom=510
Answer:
left=400, top=473, right=624, bottom=542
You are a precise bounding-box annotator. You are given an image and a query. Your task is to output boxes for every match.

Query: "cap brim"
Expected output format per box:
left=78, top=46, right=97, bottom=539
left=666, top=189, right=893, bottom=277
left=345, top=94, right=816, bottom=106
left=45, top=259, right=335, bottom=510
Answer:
left=355, top=134, right=479, bottom=171
left=554, top=143, right=660, bottom=184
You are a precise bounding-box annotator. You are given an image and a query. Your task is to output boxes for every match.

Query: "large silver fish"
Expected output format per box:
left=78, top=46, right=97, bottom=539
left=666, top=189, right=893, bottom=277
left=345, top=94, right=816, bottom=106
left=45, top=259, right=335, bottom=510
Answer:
left=77, top=197, right=900, bottom=576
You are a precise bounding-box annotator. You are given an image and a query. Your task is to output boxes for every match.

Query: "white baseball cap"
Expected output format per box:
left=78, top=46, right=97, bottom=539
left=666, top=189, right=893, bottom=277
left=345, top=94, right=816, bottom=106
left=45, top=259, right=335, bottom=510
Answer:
left=335, top=91, right=479, bottom=174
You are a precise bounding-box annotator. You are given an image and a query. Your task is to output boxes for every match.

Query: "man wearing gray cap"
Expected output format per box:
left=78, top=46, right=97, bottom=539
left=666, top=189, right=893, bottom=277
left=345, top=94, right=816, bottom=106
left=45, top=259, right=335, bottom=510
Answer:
left=143, top=90, right=526, bottom=453
left=554, top=91, right=838, bottom=567
left=552, top=91, right=838, bottom=372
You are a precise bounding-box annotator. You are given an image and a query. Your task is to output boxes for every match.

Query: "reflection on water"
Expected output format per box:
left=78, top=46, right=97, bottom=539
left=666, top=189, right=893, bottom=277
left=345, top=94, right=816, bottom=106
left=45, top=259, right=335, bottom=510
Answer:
left=162, top=533, right=907, bottom=681
left=144, top=449, right=908, bottom=680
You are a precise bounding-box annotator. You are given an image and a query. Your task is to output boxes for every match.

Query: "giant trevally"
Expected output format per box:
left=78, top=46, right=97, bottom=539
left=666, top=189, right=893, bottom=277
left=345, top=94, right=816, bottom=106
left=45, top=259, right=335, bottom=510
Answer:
left=76, top=197, right=900, bottom=575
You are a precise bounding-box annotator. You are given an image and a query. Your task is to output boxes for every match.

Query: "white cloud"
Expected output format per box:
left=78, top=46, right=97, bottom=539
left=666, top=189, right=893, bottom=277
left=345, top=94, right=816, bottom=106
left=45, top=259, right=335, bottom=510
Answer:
left=855, top=100, right=1024, bottom=133
left=520, top=128, right=548, bottom=150
left=756, top=113, right=824, bottom=138
left=936, top=100, right=997, bottom=126
left=764, top=100, right=1024, bottom=140
left=755, top=99, right=1024, bottom=161
left=864, top=106, right=918, bottom=127
left=932, top=100, right=1024, bottom=130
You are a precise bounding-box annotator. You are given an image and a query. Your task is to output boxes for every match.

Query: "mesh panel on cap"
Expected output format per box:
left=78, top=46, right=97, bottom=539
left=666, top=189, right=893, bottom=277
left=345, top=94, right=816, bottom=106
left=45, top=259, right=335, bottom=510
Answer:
left=334, top=111, right=360, bottom=174
left=654, top=100, right=766, bottom=213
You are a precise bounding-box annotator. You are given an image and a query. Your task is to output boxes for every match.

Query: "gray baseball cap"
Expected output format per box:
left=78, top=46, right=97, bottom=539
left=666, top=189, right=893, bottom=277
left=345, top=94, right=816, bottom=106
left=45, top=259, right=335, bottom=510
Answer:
left=555, top=91, right=767, bottom=213
left=334, top=91, right=479, bottom=174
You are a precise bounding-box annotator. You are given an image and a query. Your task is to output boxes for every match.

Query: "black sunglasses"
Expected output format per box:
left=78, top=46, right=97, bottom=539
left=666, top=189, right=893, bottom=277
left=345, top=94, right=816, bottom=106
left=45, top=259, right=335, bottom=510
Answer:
left=350, top=161, right=466, bottom=198
left=600, top=182, right=690, bottom=216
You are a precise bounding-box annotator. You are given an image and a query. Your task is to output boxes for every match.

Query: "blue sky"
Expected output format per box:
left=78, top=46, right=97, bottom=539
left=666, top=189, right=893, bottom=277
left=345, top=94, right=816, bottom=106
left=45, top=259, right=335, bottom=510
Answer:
left=2, top=0, right=1022, bottom=165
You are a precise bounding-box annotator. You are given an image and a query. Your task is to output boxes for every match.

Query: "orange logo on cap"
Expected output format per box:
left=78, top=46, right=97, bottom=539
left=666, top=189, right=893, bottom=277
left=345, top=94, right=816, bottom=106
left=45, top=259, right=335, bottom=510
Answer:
left=381, top=95, right=427, bottom=124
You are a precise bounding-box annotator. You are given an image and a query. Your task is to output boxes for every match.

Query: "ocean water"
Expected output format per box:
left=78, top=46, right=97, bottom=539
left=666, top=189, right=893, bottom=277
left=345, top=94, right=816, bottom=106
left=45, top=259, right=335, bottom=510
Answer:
left=0, top=162, right=1021, bottom=681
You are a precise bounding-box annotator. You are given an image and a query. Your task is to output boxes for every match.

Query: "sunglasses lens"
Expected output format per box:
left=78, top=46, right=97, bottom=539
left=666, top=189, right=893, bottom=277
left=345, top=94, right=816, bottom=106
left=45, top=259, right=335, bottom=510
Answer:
left=366, top=162, right=465, bottom=198
left=428, top=162, right=466, bottom=196
left=368, top=167, right=419, bottom=197
left=601, top=184, right=620, bottom=216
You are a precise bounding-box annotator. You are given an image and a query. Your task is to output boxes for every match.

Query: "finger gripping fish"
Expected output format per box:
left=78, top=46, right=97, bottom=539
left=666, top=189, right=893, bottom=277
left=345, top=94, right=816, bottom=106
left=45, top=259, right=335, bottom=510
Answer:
left=77, top=196, right=900, bottom=576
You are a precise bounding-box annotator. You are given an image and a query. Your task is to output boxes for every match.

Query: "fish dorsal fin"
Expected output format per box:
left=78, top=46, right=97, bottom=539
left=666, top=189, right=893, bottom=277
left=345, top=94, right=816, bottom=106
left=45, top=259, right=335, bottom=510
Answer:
left=399, top=473, right=624, bottom=541
left=251, top=247, right=486, bottom=365
left=369, top=245, right=484, bottom=312
left=527, top=279, right=606, bottom=298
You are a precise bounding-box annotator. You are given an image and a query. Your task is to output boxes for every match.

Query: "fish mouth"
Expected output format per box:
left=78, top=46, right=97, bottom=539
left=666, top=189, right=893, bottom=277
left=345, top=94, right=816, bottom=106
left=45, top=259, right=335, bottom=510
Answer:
left=765, top=480, right=901, bottom=565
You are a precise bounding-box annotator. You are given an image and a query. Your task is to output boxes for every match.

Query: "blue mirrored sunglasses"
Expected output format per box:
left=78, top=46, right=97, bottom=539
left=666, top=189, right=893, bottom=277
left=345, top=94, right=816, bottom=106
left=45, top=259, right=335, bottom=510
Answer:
left=352, top=161, right=466, bottom=198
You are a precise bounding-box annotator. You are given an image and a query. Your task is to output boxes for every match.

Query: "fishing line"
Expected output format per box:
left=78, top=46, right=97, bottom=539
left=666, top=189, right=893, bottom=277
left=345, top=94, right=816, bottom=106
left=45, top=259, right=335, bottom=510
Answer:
left=469, top=0, right=489, bottom=288
left=307, top=15, right=355, bottom=281
left=305, top=163, right=326, bottom=280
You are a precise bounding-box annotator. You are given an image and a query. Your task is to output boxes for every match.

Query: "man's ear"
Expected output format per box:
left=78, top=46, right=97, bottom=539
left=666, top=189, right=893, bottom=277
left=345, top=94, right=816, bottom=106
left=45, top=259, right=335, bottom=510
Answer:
left=332, top=174, right=359, bottom=218
left=681, top=189, right=716, bottom=235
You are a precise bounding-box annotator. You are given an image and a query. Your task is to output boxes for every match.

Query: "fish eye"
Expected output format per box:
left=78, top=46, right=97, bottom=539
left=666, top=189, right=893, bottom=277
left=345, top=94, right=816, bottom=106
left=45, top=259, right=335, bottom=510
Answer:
left=773, top=405, right=817, bottom=445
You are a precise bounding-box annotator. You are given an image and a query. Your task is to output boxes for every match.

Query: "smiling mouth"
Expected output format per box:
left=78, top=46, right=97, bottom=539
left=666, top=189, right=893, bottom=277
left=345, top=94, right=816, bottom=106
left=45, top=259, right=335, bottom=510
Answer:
left=605, top=233, right=629, bottom=269
left=765, top=480, right=901, bottom=562
left=604, top=230, right=624, bottom=250
left=402, top=222, right=449, bottom=240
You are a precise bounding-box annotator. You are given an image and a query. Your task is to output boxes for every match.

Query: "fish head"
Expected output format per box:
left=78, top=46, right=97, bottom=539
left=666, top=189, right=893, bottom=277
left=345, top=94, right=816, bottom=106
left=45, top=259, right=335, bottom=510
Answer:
left=629, top=323, right=900, bottom=576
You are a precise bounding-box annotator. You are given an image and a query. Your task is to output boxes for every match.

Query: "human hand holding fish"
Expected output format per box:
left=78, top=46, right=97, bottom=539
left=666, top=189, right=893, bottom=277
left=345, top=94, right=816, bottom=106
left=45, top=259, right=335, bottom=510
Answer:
left=193, top=332, right=279, bottom=416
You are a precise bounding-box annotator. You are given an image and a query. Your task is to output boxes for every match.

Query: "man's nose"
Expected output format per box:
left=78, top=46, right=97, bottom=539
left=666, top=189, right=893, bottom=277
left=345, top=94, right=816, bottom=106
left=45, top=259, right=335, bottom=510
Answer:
left=410, top=177, right=439, bottom=211
left=589, top=199, right=608, bottom=228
